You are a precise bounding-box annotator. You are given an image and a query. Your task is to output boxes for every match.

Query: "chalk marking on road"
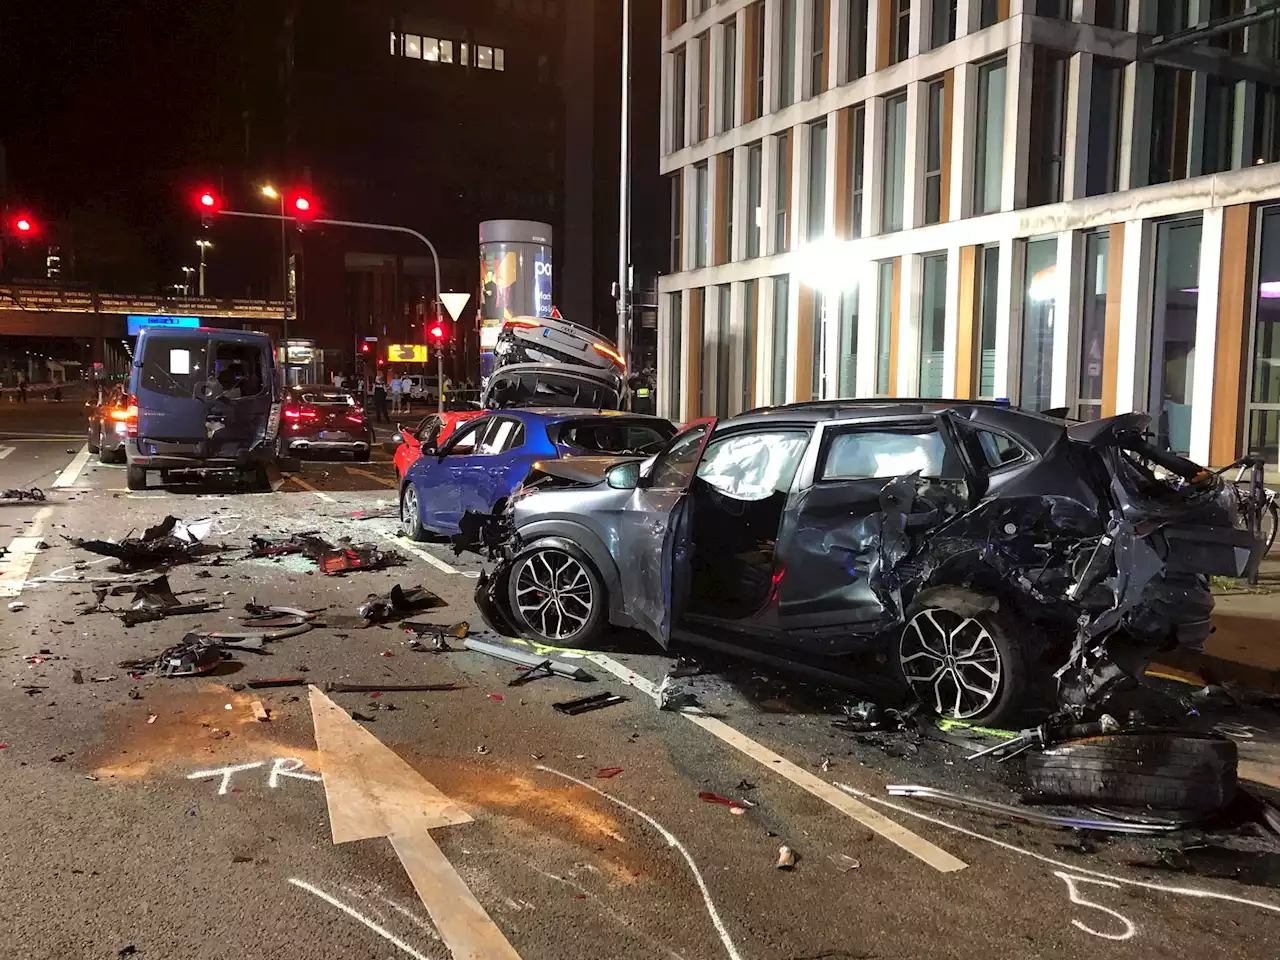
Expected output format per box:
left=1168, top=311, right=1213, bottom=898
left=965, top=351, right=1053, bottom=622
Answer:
left=268, top=757, right=323, bottom=788
left=0, top=445, right=14, bottom=460
left=51, top=444, right=92, bottom=488
left=536, top=764, right=744, bottom=960
left=288, top=878, right=434, bottom=960
left=285, top=473, right=336, bottom=503
left=382, top=534, right=459, bottom=575
left=1054, top=871, right=1137, bottom=941
left=345, top=464, right=397, bottom=487
left=186, top=760, right=267, bottom=795
left=836, top=782, right=1280, bottom=917
left=0, top=505, right=54, bottom=598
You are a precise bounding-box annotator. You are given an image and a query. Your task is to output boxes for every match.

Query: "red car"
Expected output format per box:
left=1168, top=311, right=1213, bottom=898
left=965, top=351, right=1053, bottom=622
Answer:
left=393, top=410, right=484, bottom=479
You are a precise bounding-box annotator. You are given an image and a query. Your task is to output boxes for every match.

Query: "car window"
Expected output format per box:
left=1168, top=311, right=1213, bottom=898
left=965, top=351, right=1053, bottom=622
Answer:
left=975, top=430, right=1030, bottom=470
left=696, top=430, right=810, bottom=500
left=820, top=428, right=947, bottom=480
left=140, top=335, right=208, bottom=398
left=415, top=416, right=441, bottom=444
left=298, top=390, right=354, bottom=406
left=446, top=419, right=487, bottom=456
left=558, top=419, right=674, bottom=455
left=212, top=341, right=266, bottom=399
left=478, top=418, right=520, bottom=455
left=647, top=422, right=714, bottom=489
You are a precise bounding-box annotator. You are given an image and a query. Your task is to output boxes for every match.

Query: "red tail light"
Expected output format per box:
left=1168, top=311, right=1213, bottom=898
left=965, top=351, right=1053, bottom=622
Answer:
left=504, top=317, right=541, bottom=329
left=346, top=415, right=364, bottom=425
left=124, top=396, right=139, bottom=437
left=283, top=406, right=317, bottom=420
left=592, top=342, right=626, bottom=369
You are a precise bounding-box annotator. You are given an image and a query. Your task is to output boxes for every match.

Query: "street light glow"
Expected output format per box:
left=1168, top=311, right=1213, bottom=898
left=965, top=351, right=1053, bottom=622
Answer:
left=261, top=185, right=280, bottom=199
left=196, top=239, right=213, bottom=249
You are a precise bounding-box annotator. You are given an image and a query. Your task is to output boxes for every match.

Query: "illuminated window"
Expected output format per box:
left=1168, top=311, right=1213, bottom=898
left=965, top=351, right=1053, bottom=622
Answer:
left=405, top=34, right=422, bottom=58
left=477, top=45, right=494, bottom=69
left=461, top=42, right=470, bottom=65
left=440, top=40, right=454, bottom=63
left=423, top=37, right=440, bottom=61
left=390, top=31, right=399, bottom=55
left=495, top=48, right=505, bottom=71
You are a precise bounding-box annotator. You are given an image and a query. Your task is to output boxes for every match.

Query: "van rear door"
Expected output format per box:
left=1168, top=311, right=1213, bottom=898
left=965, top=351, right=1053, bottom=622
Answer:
left=205, top=335, right=275, bottom=457
left=135, top=333, right=211, bottom=443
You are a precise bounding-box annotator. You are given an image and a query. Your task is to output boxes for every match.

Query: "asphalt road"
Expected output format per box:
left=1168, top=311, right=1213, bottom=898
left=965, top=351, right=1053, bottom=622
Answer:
left=1, top=401, right=1279, bottom=960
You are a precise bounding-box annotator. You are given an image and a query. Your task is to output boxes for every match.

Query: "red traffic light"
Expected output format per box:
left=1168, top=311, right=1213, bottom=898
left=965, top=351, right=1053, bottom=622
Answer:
left=7, top=213, right=38, bottom=239
left=195, top=189, right=221, bottom=210
left=427, top=322, right=447, bottom=343
left=290, top=193, right=317, bottom=221
left=15, top=217, right=32, bottom=233
left=360, top=342, right=371, bottom=354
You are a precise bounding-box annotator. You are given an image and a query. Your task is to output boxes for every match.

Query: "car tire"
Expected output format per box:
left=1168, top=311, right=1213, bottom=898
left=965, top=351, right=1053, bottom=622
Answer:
left=110, top=447, right=127, bottom=465
left=126, top=465, right=147, bottom=491
left=893, top=599, right=1027, bottom=726
left=88, top=437, right=101, bottom=455
left=506, top=543, right=606, bottom=648
left=400, top=483, right=427, bottom=542
left=1025, top=732, right=1237, bottom=811
left=354, top=448, right=372, bottom=462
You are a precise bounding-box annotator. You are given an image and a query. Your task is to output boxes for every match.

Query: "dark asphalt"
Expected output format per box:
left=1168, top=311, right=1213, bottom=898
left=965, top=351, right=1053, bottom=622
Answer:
left=1, top=402, right=1278, bottom=959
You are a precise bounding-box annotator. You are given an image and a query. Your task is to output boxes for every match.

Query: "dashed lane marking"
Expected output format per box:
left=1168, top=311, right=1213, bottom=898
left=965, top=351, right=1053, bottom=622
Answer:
left=382, top=534, right=459, bottom=575
left=51, top=444, right=92, bottom=487
left=0, top=446, right=13, bottom=460
left=0, top=505, right=54, bottom=597
left=284, top=473, right=336, bottom=503
left=344, top=464, right=397, bottom=487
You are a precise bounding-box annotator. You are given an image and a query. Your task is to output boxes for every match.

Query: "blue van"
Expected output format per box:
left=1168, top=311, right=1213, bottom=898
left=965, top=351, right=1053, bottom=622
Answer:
left=125, top=327, right=282, bottom=490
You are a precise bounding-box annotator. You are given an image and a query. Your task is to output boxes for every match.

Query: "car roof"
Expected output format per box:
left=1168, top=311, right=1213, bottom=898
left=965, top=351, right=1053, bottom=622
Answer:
left=483, top=407, right=669, bottom=424
left=138, top=327, right=271, bottom=344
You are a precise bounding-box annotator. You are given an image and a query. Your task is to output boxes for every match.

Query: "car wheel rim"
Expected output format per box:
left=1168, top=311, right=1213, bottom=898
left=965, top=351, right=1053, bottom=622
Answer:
left=514, top=550, right=593, bottom=641
left=402, top=487, right=418, bottom=534
left=899, top=608, right=1002, bottom=720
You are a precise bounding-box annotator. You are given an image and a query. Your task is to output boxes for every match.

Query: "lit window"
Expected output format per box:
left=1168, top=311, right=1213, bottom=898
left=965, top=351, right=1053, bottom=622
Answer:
left=423, top=37, right=440, bottom=61
left=461, top=42, right=470, bottom=66
left=390, top=31, right=399, bottom=55
left=495, top=48, right=505, bottom=71
left=405, top=34, right=422, bottom=59
left=477, top=45, right=494, bottom=69
left=440, top=39, right=454, bottom=63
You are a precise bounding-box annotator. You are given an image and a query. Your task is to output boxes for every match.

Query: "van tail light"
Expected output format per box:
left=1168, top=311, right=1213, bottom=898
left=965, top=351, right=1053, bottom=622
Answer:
left=592, top=342, right=626, bottom=369
left=123, top=396, right=139, bottom=438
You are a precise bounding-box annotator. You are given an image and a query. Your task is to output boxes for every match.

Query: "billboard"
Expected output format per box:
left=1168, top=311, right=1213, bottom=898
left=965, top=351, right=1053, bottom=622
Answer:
left=127, top=314, right=200, bottom=336
left=479, top=220, right=553, bottom=377
left=387, top=344, right=428, bottom=363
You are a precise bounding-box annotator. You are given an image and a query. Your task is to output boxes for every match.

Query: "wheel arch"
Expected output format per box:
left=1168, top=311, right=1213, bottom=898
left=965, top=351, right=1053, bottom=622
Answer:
left=514, top=521, right=628, bottom=625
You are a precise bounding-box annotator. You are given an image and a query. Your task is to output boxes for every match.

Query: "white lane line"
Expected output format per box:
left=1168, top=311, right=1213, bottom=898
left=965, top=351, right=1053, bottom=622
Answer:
left=286, top=473, right=336, bottom=503
left=51, top=444, right=92, bottom=488
left=0, top=446, right=13, bottom=460
left=383, top=534, right=459, bottom=575
left=536, top=765, right=744, bottom=960
left=0, top=435, right=86, bottom=441
left=0, top=505, right=54, bottom=597
left=287, top=878, right=433, bottom=960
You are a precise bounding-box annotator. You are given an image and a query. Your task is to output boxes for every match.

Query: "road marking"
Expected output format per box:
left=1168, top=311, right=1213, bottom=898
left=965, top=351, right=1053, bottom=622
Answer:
left=0, top=446, right=13, bottom=460
left=285, top=473, right=336, bottom=503
left=309, top=686, right=521, bottom=958
left=288, top=879, right=434, bottom=960
left=345, top=464, right=397, bottom=487
left=51, top=444, right=91, bottom=487
left=382, top=535, right=459, bottom=575
left=0, top=434, right=85, bottom=441
left=1055, top=872, right=1137, bottom=941
left=0, top=506, right=54, bottom=598
left=187, top=761, right=267, bottom=795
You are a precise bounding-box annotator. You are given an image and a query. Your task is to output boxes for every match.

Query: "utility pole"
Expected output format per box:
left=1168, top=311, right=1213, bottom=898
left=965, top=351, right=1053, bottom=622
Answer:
left=616, top=0, right=632, bottom=370
left=196, top=239, right=212, bottom=296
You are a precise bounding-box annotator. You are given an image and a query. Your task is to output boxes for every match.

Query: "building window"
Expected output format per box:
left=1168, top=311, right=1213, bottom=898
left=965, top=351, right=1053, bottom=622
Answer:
left=1203, top=76, right=1236, bottom=175
left=775, top=131, right=792, bottom=253
left=1078, top=230, right=1109, bottom=421
left=390, top=31, right=400, bottom=55
left=975, top=245, right=999, bottom=398
left=918, top=254, right=947, bottom=398
left=808, top=119, right=828, bottom=242
left=405, top=34, right=422, bottom=58
left=697, top=34, right=711, bottom=140
left=779, top=0, right=797, bottom=108
left=723, top=152, right=735, bottom=263
left=1020, top=238, right=1058, bottom=413
left=1036, top=0, right=1069, bottom=18
left=742, top=279, right=758, bottom=411
left=876, top=261, right=894, bottom=395
left=891, top=0, right=911, bottom=66
left=1150, top=66, right=1192, bottom=185
left=747, top=142, right=763, bottom=258
left=979, top=0, right=1000, bottom=27
left=882, top=92, right=907, bottom=232
left=1151, top=217, right=1203, bottom=455
left=441, top=40, right=455, bottom=63
left=494, top=48, right=505, bottom=70
left=924, top=79, right=945, bottom=225
left=1094, top=0, right=1128, bottom=29
left=838, top=288, right=859, bottom=395
left=716, top=285, right=732, bottom=415
left=810, top=0, right=826, bottom=95
left=694, top=289, right=708, bottom=414
left=772, top=275, right=791, bottom=403
left=461, top=42, right=470, bottom=65
left=846, top=0, right=869, bottom=82
left=811, top=294, right=825, bottom=399
left=669, top=172, right=683, bottom=272
left=975, top=58, right=1007, bottom=215
left=1251, top=84, right=1280, bottom=166
left=1156, top=0, right=1189, bottom=36
left=1086, top=59, right=1124, bottom=197
left=694, top=162, right=710, bottom=269
left=1249, top=206, right=1280, bottom=462
left=477, top=45, right=495, bottom=69
left=669, top=291, right=684, bottom=415
left=722, top=17, right=737, bottom=131
left=848, top=104, right=865, bottom=238
left=672, top=47, right=687, bottom=150
left=748, top=2, right=766, bottom=120
left=1028, top=49, right=1068, bottom=206
left=929, top=0, right=956, bottom=50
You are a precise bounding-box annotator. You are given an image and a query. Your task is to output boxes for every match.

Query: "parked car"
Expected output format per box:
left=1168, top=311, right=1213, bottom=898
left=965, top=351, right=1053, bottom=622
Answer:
left=481, top=362, right=623, bottom=411
left=278, top=384, right=374, bottom=461
left=400, top=408, right=675, bottom=538
left=391, top=410, right=485, bottom=479
left=472, top=401, right=1269, bottom=724
left=125, top=327, right=281, bottom=491
left=86, top=382, right=131, bottom=464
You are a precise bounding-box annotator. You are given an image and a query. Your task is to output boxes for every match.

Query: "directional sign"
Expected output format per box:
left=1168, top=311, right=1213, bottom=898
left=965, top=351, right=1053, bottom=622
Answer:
left=439, top=292, right=471, bottom=322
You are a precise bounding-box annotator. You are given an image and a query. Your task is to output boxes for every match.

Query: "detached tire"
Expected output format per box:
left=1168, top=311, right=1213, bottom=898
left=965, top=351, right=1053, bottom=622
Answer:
left=1026, top=732, right=1237, bottom=811
left=126, top=465, right=147, bottom=491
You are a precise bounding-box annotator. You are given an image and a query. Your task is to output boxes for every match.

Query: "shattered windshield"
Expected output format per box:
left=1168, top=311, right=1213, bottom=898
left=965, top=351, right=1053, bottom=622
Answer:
left=820, top=428, right=947, bottom=480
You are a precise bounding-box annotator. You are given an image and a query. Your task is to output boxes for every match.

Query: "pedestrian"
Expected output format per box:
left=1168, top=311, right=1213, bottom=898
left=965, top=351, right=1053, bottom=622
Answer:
left=389, top=374, right=403, bottom=415
left=17, top=377, right=27, bottom=404
left=400, top=375, right=412, bottom=414
left=372, top=375, right=389, bottom=424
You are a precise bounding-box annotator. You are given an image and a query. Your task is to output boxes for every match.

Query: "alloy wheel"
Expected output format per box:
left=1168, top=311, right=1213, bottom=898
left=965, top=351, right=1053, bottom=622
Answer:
left=514, top=549, right=595, bottom=642
left=898, top=608, right=1003, bottom=720
left=401, top=486, right=419, bottom=536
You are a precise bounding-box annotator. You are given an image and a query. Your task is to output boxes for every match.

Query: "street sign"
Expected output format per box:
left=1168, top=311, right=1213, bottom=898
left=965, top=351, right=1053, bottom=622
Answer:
left=440, top=292, right=471, bottom=322
left=387, top=344, right=428, bottom=363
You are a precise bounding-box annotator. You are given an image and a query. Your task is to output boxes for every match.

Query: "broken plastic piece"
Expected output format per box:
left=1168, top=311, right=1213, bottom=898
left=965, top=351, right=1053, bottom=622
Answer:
left=829, top=854, right=860, bottom=873
left=119, top=637, right=225, bottom=678
left=698, top=791, right=745, bottom=812
left=776, top=845, right=796, bottom=869
left=251, top=701, right=270, bottom=722
left=1, top=487, right=45, bottom=502
left=596, top=767, right=624, bottom=778
left=465, top=638, right=594, bottom=681
left=553, top=691, right=626, bottom=715
left=357, top=584, right=444, bottom=622
left=318, top=544, right=405, bottom=576
left=69, top=515, right=218, bottom=569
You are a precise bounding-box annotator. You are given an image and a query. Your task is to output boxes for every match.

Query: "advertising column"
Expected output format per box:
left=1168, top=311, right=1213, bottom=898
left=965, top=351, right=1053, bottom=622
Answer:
left=478, top=219, right=553, bottom=380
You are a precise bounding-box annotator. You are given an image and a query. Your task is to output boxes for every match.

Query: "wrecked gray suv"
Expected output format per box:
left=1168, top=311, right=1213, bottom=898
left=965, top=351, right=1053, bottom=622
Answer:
left=473, top=401, right=1269, bottom=725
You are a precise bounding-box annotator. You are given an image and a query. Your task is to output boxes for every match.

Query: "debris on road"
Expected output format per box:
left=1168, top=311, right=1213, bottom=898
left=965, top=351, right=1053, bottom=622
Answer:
left=120, top=637, right=225, bottom=677
left=698, top=791, right=746, bottom=814
left=596, top=767, right=623, bottom=778
left=465, top=638, right=595, bottom=681
left=251, top=701, right=270, bottom=722
left=245, top=677, right=307, bottom=689
left=317, top=543, right=404, bottom=576
left=829, top=854, right=860, bottom=873
left=884, top=784, right=1182, bottom=834
left=357, top=583, right=444, bottom=623
left=69, top=515, right=217, bottom=570
left=776, top=845, right=797, bottom=869
left=7, top=601, right=26, bottom=612
left=323, top=681, right=464, bottom=693
left=118, top=574, right=222, bottom=626
left=553, top=692, right=626, bottom=715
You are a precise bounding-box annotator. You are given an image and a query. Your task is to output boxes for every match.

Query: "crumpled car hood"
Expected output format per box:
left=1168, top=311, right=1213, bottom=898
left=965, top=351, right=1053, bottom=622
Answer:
left=532, top=455, right=644, bottom=486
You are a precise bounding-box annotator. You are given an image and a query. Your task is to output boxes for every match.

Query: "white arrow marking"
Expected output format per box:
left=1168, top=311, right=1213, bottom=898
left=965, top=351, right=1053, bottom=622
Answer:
left=52, top=444, right=92, bottom=487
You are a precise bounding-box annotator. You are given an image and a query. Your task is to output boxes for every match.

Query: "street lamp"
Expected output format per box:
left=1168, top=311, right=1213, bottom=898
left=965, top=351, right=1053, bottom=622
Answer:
left=195, top=239, right=213, bottom=296
left=261, top=184, right=290, bottom=378
left=180, top=265, right=195, bottom=296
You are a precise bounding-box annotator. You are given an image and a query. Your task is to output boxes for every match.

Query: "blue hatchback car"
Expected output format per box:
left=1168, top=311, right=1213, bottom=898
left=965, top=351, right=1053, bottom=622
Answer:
left=399, top=408, right=675, bottom=538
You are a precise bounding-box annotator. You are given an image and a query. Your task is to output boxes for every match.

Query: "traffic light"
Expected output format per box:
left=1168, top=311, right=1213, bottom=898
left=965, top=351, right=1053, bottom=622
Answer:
left=360, top=342, right=372, bottom=354
left=427, top=319, right=448, bottom=344
left=8, top=212, right=37, bottom=239
left=290, top=193, right=317, bottom=224
left=195, top=189, right=221, bottom=227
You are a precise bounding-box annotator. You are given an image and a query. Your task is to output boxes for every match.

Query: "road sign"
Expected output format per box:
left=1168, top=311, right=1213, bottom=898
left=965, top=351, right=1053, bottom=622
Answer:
left=439, top=292, right=471, bottom=322
left=387, top=344, right=428, bottom=363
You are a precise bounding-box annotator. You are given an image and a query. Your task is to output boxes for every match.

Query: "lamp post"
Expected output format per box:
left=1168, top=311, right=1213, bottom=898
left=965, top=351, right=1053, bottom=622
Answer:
left=180, top=266, right=195, bottom=296
left=261, top=184, right=290, bottom=377
left=195, top=239, right=213, bottom=296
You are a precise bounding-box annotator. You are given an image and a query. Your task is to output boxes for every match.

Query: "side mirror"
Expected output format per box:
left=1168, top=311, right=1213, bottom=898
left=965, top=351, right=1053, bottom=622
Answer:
left=606, top=461, right=641, bottom=490
left=390, top=432, right=403, bottom=446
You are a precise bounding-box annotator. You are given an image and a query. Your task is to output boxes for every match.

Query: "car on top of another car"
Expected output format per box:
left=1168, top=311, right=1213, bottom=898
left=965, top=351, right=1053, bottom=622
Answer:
left=278, top=383, right=375, bottom=461
left=400, top=408, right=675, bottom=539
left=391, top=409, right=485, bottom=479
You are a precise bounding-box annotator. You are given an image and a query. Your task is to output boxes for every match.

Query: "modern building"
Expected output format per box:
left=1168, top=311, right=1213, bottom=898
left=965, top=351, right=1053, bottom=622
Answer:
left=657, top=0, right=1280, bottom=466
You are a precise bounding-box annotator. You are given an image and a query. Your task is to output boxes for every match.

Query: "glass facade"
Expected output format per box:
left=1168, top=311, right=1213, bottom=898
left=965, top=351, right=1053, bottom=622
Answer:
left=810, top=0, right=825, bottom=95
left=882, top=93, right=907, bottom=232
left=811, top=294, right=825, bottom=400
left=701, top=288, right=715, bottom=415
left=775, top=131, right=791, bottom=253
left=838, top=288, right=858, bottom=395
left=742, top=280, right=757, bottom=412
left=848, top=105, right=865, bottom=239
left=716, top=285, right=732, bottom=415
left=808, top=120, right=828, bottom=241
left=929, top=0, right=956, bottom=50
left=976, top=245, right=999, bottom=399
left=1086, top=59, right=1124, bottom=198
left=695, top=288, right=708, bottom=415
left=1150, top=217, right=1203, bottom=455
left=747, top=142, right=763, bottom=258
left=846, top=0, right=868, bottom=82
left=924, top=79, right=945, bottom=225
left=694, top=162, right=709, bottom=268
left=721, top=18, right=736, bottom=131
left=669, top=291, right=683, bottom=415
left=1078, top=231, right=1110, bottom=421
left=919, top=254, right=948, bottom=398
left=876, top=261, right=894, bottom=395
left=1028, top=49, right=1068, bottom=207
left=1250, top=206, right=1280, bottom=463
left=778, top=0, right=796, bottom=108
left=772, top=275, right=791, bottom=403
left=1019, top=238, right=1058, bottom=412
left=672, top=47, right=687, bottom=150
left=975, top=59, right=1006, bottom=215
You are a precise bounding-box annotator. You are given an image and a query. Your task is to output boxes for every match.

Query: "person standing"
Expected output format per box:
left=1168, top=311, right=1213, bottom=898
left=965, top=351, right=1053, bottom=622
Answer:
left=372, top=375, right=389, bottom=424
left=17, top=377, right=27, bottom=404
left=389, top=374, right=403, bottom=415
left=400, top=374, right=413, bottom=414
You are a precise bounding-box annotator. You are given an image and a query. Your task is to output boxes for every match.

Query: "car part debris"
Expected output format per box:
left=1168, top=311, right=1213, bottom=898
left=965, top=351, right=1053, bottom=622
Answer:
left=357, top=584, right=444, bottom=622
left=699, top=791, right=746, bottom=813
left=597, top=767, right=623, bottom=778
left=404, top=620, right=470, bottom=639
left=2, top=487, right=45, bottom=502
left=886, top=785, right=1182, bottom=834
left=1025, top=731, right=1238, bottom=811
left=245, top=677, right=308, bottom=689
left=120, top=637, right=225, bottom=678
left=251, top=701, right=270, bottom=722
left=322, top=681, right=464, bottom=694
left=318, top=544, right=405, bottom=576
left=776, top=845, right=797, bottom=869
left=248, top=533, right=332, bottom=558
left=464, top=637, right=595, bottom=681
left=118, top=574, right=222, bottom=626
left=7, top=601, right=26, bottom=612
left=966, top=714, right=1122, bottom=761
left=69, top=515, right=217, bottom=570
left=507, top=660, right=555, bottom=686
left=829, top=854, right=860, bottom=873
left=553, top=691, right=626, bottom=715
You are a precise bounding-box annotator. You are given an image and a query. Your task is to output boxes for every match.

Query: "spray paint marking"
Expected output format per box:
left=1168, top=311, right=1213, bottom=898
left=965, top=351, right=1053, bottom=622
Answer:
left=187, top=757, right=321, bottom=795
left=288, top=878, right=433, bottom=960
left=1054, top=872, right=1137, bottom=942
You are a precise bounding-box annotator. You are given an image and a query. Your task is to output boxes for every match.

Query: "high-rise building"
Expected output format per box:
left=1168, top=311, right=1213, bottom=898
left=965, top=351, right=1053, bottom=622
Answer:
left=657, top=0, right=1280, bottom=466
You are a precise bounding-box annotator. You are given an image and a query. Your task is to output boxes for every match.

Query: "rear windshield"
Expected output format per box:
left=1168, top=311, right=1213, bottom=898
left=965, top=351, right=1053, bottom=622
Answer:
left=297, top=391, right=355, bottom=406
left=486, top=372, right=619, bottom=409
left=557, top=419, right=674, bottom=455
left=140, top=336, right=208, bottom=399
left=212, top=341, right=268, bottom=399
